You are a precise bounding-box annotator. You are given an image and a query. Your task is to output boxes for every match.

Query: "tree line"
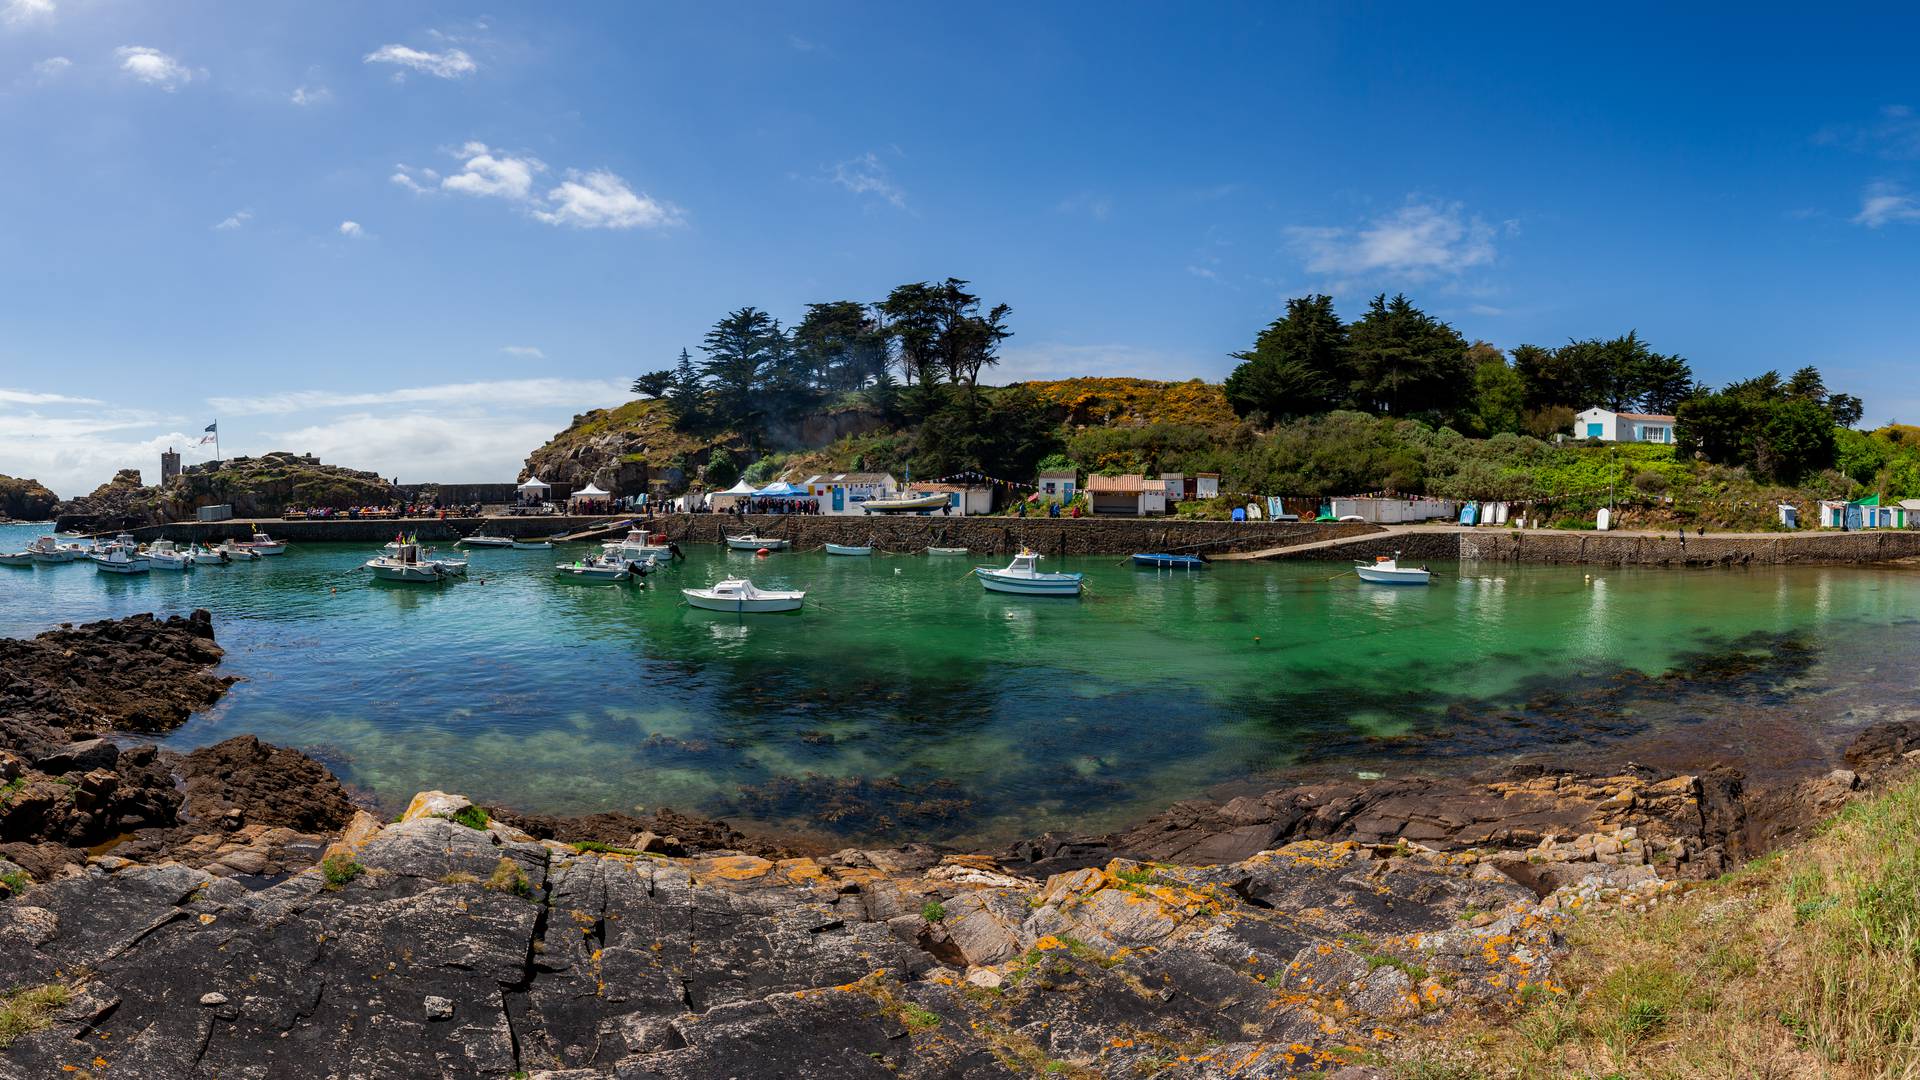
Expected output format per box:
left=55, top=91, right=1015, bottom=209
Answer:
left=1225, top=292, right=1865, bottom=483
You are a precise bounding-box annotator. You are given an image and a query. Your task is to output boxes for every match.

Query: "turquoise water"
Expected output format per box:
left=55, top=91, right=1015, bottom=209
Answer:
left=2, top=520, right=1917, bottom=844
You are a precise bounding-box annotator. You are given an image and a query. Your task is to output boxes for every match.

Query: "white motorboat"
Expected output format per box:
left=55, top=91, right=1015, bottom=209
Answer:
left=682, top=577, right=804, bottom=613
left=101, top=532, right=139, bottom=553
left=511, top=539, right=554, bottom=550
left=555, top=553, right=635, bottom=582
left=185, top=543, right=229, bottom=567
left=235, top=532, right=288, bottom=555
left=458, top=534, right=515, bottom=548
left=926, top=547, right=970, bottom=555
left=975, top=550, right=1083, bottom=597
left=91, top=547, right=151, bottom=574
left=27, top=536, right=87, bottom=564
left=824, top=543, right=872, bottom=556
left=366, top=542, right=464, bottom=583
left=605, top=529, right=674, bottom=563
left=216, top=541, right=262, bottom=561
left=1353, top=553, right=1432, bottom=586
left=0, top=550, right=33, bottom=567
left=725, top=535, right=789, bottom=551
left=859, top=492, right=952, bottom=514
left=142, top=539, right=194, bottom=571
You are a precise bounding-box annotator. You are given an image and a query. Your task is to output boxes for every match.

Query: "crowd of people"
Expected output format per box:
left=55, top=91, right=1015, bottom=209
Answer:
left=285, top=502, right=485, bottom=520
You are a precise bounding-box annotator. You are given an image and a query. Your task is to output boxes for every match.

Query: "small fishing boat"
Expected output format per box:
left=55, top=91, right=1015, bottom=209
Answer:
left=91, top=547, right=151, bottom=574
left=366, top=542, right=463, bottom=583
left=511, top=539, right=554, bottom=550
left=726, top=535, right=789, bottom=551
left=1132, top=552, right=1209, bottom=569
left=605, top=529, right=675, bottom=563
left=555, top=553, right=637, bottom=582
left=101, top=532, right=139, bottom=553
left=216, top=541, right=261, bottom=561
left=859, top=492, right=952, bottom=514
left=185, top=543, right=229, bottom=567
left=824, top=542, right=872, bottom=556
left=0, top=550, right=34, bottom=567
left=143, top=539, right=194, bottom=571
left=27, top=536, right=87, bottom=564
left=1353, top=553, right=1431, bottom=586
left=458, top=534, right=515, bottom=548
left=682, top=577, right=805, bottom=613
left=975, top=550, right=1083, bottom=597
left=926, top=546, right=970, bottom=555
left=235, top=532, right=288, bottom=555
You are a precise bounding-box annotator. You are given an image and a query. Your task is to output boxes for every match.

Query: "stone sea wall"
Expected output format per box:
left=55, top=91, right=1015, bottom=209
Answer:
left=1458, top=528, right=1920, bottom=566
left=139, top=515, right=609, bottom=544
left=658, top=513, right=1378, bottom=555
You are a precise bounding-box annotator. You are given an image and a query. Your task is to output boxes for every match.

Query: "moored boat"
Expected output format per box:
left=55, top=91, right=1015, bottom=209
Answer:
left=605, top=529, right=674, bottom=563
left=824, top=542, right=872, bottom=556
left=1353, top=553, right=1431, bottom=586
left=458, top=534, right=515, bottom=548
left=682, top=577, right=804, bottom=613
left=366, top=542, right=463, bottom=583
left=859, top=492, right=952, bottom=514
left=185, top=543, right=229, bottom=567
left=511, top=539, right=554, bottom=550
left=236, top=532, right=288, bottom=555
left=0, top=550, right=34, bottom=567
left=975, top=550, right=1083, bottom=596
left=555, top=553, right=636, bottom=582
left=725, top=535, right=789, bottom=551
left=926, top=546, right=970, bottom=555
left=27, top=536, right=87, bottom=564
left=143, top=539, right=194, bottom=571
left=91, top=547, right=151, bottom=574
left=1131, top=552, right=1209, bottom=569
left=216, top=541, right=261, bottom=561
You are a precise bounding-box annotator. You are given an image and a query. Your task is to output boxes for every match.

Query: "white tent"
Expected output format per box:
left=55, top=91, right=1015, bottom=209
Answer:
left=517, top=477, right=551, bottom=492
left=573, top=484, right=610, bottom=498
left=708, top=478, right=759, bottom=509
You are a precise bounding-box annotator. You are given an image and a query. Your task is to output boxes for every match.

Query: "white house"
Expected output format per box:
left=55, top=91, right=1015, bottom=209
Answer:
left=1573, top=408, right=1676, bottom=444
left=805, top=472, right=898, bottom=515
left=908, top=482, right=993, bottom=516
left=1036, top=470, right=1078, bottom=504
left=1085, top=474, right=1168, bottom=516
left=1329, top=496, right=1459, bottom=524
left=1195, top=473, right=1221, bottom=499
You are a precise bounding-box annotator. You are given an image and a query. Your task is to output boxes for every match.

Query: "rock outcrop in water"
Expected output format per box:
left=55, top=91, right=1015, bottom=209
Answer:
left=52, top=453, right=398, bottom=530
left=0, top=473, right=58, bottom=520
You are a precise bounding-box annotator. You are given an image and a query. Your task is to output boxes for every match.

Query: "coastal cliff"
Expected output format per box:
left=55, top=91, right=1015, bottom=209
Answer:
left=2, top=612, right=1914, bottom=1077
left=53, top=453, right=397, bottom=531
left=0, top=474, right=58, bottom=521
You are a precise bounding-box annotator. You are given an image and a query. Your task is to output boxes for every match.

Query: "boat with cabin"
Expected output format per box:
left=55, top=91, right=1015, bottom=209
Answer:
left=859, top=492, right=952, bottom=514
left=606, top=529, right=676, bottom=564
left=682, top=577, right=805, bottom=613
left=975, top=550, right=1084, bottom=596
left=725, top=535, right=789, bottom=551
left=1353, top=553, right=1431, bottom=585
left=235, top=532, right=288, bottom=555
left=27, top=536, right=88, bottom=564
left=366, top=542, right=464, bottom=583
left=555, top=552, right=637, bottom=582
left=91, top=547, right=151, bottom=574
left=143, top=539, right=194, bottom=571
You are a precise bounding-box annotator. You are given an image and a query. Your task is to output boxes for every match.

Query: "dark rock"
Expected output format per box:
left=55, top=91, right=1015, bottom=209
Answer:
left=33, top=737, right=120, bottom=775
left=177, top=735, right=355, bottom=833
left=1845, top=720, right=1920, bottom=775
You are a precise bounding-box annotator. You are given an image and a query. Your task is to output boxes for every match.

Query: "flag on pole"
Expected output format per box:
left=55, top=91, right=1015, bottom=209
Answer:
left=198, top=421, right=218, bottom=446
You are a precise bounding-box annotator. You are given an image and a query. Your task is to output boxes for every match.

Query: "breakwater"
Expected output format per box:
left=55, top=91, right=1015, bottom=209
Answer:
left=658, top=512, right=1378, bottom=554
left=1457, top=528, right=1920, bottom=566
left=137, top=515, right=609, bottom=544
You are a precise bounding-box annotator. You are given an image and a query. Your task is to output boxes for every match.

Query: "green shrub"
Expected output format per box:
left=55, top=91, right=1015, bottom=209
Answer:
left=920, top=900, right=946, bottom=922
left=320, top=853, right=364, bottom=889
left=450, top=805, right=490, bottom=831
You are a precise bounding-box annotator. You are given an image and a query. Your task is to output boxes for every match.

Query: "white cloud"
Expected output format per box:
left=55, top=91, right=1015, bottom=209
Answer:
left=30, top=55, right=69, bottom=79
left=0, top=388, right=102, bottom=405
left=829, top=152, right=906, bottom=209
left=996, top=343, right=1219, bottom=383
left=209, top=378, right=628, bottom=416
left=533, top=170, right=680, bottom=229
left=442, top=141, right=542, bottom=200
left=1853, top=181, right=1920, bottom=228
left=338, top=220, right=363, bottom=237
left=213, top=209, right=252, bottom=231
left=271, top=411, right=564, bottom=486
left=2, top=0, right=54, bottom=27
left=1286, top=197, right=1501, bottom=282
left=116, top=45, right=196, bottom=90
left=290, top=84, right=331, bottom=106
left=1056, top=192, right=1113, bottom=220
left=389, top=164, right=439, bottom=194
left=501, top=345, right=545, bottom=359
left=364, top=43, right=476, bottom=79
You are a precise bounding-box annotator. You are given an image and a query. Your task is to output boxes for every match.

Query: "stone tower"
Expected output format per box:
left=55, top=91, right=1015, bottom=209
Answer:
left=161, top=447, right=181, bottom=483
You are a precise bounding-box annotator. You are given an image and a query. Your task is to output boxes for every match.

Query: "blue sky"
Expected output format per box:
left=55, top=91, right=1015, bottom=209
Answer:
left=3, top=2, right=1919, bottom=496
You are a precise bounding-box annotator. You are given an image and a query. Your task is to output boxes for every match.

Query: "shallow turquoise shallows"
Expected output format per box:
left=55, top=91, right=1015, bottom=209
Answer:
left=2, top=521, right=1915, bottom=844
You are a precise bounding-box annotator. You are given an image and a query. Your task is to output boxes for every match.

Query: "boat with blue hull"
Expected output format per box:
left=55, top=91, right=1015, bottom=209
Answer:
left=1131, top=552, right=1209, bottom=569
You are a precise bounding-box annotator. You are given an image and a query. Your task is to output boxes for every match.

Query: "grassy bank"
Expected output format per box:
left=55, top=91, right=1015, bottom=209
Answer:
left=1392, top=775, right=1920, bottom=1078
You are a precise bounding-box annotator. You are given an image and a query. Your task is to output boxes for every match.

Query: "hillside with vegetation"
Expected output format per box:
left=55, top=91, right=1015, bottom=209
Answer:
left=0, top=473, right=58, bottom=520
left=517, top=279, right=1902, bottom=531
left=55, top=453, right=397, bottom=528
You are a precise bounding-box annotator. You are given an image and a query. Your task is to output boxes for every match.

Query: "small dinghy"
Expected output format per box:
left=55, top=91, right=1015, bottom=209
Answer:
left=555, top=553, right=637, bottom=582
left=1132, top=552, right=1209, bottom=569
left=726, top=535, right=789, bottom=551
left=1353, top=553, right=1431, bottom=585
left=975, top=550, right=1083, bottom=597
left=458, top=534, right=515, bottom=548
left=824, top=543, right=872, bottom=556
left=859, top=492, right=952, bottom=514
left=0, top=550, right=35, bottom=567
left=683, top=577, right=805, bottom=613
left=926, top=546, right=970, bottom=555
left=511, top=539, right=554, bottom=550
left=143, top=539, right=194, bottom=571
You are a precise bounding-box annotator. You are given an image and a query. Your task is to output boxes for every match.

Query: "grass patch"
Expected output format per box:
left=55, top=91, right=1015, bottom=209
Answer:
left=485, top=857, right=532, bottom=898
left=1391, top=773, right=1920, bottom=1077
left=0, top=869, right=29, bottom=896
left=0, top=983, right=72, bottom=1048
left=320, top=853, right=363, bottom=889
left=921, top=899, right=947, bottom=923
left=450, top=805, right=491, bottom=831
left=438, top=872, right=480, bottom=885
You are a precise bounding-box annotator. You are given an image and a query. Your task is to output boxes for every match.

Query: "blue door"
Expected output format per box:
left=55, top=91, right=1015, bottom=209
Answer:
left=832, top=487, right=844, bottom=512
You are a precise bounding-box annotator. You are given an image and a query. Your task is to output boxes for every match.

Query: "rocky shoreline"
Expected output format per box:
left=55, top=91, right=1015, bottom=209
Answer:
left=2, top=611, right=1915, bottom=1077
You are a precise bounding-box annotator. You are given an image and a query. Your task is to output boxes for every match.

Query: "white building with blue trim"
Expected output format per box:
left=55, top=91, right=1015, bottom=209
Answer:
left=1572, top=407, right=1676, bottom=444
